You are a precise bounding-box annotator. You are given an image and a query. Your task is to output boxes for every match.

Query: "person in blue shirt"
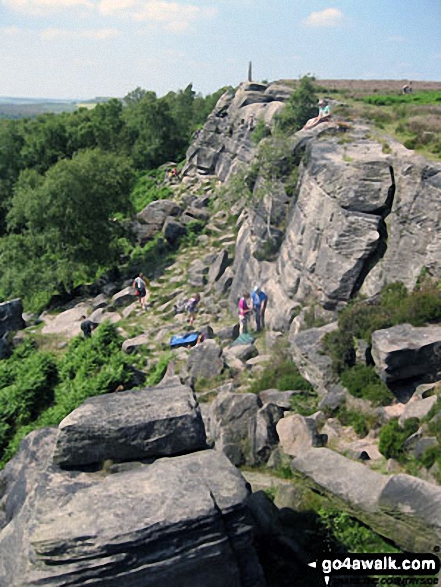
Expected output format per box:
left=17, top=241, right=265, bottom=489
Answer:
left=250, top=286, right=268, bottom=332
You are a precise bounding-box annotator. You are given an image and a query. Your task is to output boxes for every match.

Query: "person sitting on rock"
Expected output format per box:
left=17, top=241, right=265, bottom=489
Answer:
left=186, top=293, right=200, bottom=326
left=80, top=316, right=98, bottom=338
left=238, top=292, right=251, bottom=335
left=250, top=286, right=268, bottom=332
left=303, top=99, right=331, bottom=130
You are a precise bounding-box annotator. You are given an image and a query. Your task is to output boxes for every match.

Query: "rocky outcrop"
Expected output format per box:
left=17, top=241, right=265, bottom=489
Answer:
left=0, top=429, right=265, bottom=587
left=0, top=370, right=266, bottom=587
left=205, top=392, right=283, bottom=466
left=182, top=82, right=288, bottom=182
left=361, top=157, right=441, bottom=296
left=371, top=323, right=441, bottom=384
left=276, top=413, right=327, bottom=457
left=0, top=298, right=25, bottom=337
left=53, top=376, right=206, bottom=467
left=291, top=447, right=441, bottom=553
left=289, top=322, right=338, bottom=393
left=187, top=339, right=225, bottom=381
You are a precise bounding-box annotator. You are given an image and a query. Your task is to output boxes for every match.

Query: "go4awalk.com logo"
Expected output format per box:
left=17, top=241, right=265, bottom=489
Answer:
left=308, top=553, right=440, bottom=585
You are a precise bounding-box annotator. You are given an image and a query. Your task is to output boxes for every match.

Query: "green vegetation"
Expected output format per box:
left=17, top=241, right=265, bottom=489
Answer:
left=319, top=508, right=400, bottom=554
left=378, top=418, right=419, bottom=461
left=0, top=322, right=136, bottom=467
left=331, top=89, right=441, bottom=159
left=334, top=404, right=378, bottom=438
left=340, top=365, right=393, bottom=407
left=275, top=75, right=318, bottom=132
left=323, top=280, right=441, bottom=375
left=289, top=390, right=319, bottom=416
left=362, top=91, right=441, bottom=107
left=130, top=169, right=173, bottom=213
left=251, top=119, right=271, bottom=144
left=0, top=84, right=225, bottom=311
left=249, top=344, right=313, bottom=394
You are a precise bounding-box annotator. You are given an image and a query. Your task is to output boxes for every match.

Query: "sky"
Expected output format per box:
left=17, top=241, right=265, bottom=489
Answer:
left=0, top=0, right=440, bottom=100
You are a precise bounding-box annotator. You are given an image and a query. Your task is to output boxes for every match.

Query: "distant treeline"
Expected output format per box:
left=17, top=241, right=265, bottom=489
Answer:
left=0, top=84, right=228, bottom=310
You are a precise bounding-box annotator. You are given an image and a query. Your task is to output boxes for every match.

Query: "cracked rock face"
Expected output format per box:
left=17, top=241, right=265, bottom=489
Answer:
left=0, top=400, right=265, bottom=586
left=371, top=323, right=441, bottom=384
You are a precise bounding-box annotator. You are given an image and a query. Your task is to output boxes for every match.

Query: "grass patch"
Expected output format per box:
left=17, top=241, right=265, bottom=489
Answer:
left=378, top=417, right=419, bottom=461
left=340, top=365, right=394, bottom=407
left=250, top=357, right=313, bottom=394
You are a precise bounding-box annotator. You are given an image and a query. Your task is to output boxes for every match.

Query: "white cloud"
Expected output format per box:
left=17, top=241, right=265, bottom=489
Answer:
left=40, top=27, right=119, bottom=39
left=304, top=7, right=343, bottom=28
left=3, top=0, right=93, bottom=14
left=98, top=0, right=136, bottom=15
left=0, top=25, right=26, bottom=35
left=133, top=1, right=217, bottom=31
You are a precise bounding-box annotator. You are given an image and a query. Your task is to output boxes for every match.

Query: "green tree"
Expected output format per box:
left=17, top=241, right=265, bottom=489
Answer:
left=276, top=75, right=318, bottom=132
left=90, top=99, right=126, bottom=152
left=4, top=149, right=134, bottom=299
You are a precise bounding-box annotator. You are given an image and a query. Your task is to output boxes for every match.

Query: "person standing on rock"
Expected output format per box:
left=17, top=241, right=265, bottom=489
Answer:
left=251, top=286, right=268, bottom=332
left=186, top=293, right=200, bottom=327
left=238, top=292, right=251, bottom=335
left=133, top=272, right=149, bottom=310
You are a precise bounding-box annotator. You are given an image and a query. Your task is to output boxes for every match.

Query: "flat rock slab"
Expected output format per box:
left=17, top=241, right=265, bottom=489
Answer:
left=371, top=323, right=441, bottom=383
left=292, top=447, right=441, bottom=553
left=1, top=432, right=265, bottom=587
left=53, top=376, right=206, bottom=467
left=40, top=302, right=92, bottom=338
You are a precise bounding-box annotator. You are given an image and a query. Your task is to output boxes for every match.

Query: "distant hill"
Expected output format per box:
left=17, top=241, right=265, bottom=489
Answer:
left=0, top=96, right=114, bottom=119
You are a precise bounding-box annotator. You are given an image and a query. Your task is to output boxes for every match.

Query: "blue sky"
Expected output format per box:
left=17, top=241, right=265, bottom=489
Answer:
left=0, top=0, right=440, bottom=99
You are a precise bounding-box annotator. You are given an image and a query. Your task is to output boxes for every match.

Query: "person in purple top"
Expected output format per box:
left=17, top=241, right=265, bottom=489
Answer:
left=238, top=292, right=251, bottom=334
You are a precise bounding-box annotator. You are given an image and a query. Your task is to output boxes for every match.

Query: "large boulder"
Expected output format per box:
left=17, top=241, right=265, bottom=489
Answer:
left=292, top=447, right=441, bottom=553
left=0, top=299, right=25, bottom=337
left=208, top=392, right=261, bottom=466
left=208, top=250, right=229, bottom=283
left=0, top=430, right=265, bottom=587
left=289, top=322, right=339, bottom=393
left=276, top=414, right=326, bottom=457
left=40, top=302, right=91, bottom=338
left=163, top=216, right=186, bottom=244
left=137, top=199, right=182, bottom=226
left=187, top=339, right=225, bottom=381
left=53, top=376, right=206, bottom=467
left=371, top=323, right=441, bottom=384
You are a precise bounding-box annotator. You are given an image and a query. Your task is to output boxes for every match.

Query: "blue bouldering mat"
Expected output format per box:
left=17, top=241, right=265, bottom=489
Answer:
left=169, top=332, right=199, bottom=349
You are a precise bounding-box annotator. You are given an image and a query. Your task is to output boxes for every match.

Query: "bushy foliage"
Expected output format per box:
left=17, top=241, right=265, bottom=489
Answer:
left=378, top=418, right=420, bottom=460
left=335, top=405, right=377, bottom=438
left=130, top=169, right=173, bottom=213
left=319, top=508, right=400, bottom=554
left=145, top=352, right=173, bottom=386
left=324, top=281, right=441, bottom=376
left=250, top=354, right=313, bottom=394
left=276, top=75, right=318, bottom=132
left=0, top=342, right=58, bottom=455
left=321, top=329, right=356, bottom=375
left=0, top=322, right=135, bottom=467
left=251, top=119, right=271, bottom=144
left=289, top=390, right=319, bottom=416
left=340, top=365, right=393, bottom=406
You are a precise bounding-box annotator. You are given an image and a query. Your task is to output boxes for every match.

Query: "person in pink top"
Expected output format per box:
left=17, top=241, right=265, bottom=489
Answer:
left=238, top=292, right=251, bottom=334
